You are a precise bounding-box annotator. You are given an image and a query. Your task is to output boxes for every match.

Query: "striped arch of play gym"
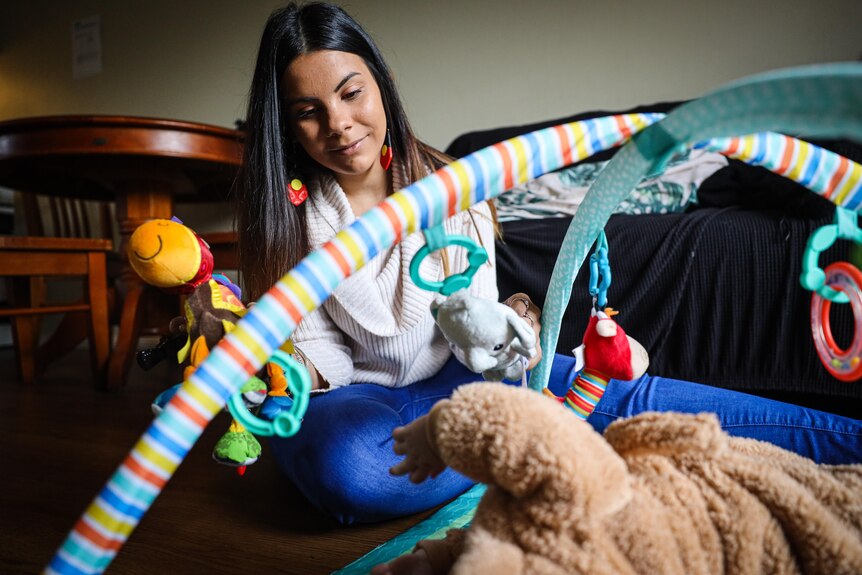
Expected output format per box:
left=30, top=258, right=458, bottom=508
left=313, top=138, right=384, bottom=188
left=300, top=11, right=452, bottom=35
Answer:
left=46, top=63, right=862, bottom=575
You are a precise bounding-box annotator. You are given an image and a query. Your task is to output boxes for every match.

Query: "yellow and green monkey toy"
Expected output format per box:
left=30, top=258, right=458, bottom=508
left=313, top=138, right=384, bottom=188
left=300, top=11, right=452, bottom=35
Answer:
left=128, top=217, right=290, bottom=475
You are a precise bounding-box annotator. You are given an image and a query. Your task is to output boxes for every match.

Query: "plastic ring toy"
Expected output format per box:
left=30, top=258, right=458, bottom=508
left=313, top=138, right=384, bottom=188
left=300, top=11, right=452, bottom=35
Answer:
left=409, top=234, right=488, bottom=296
left=810, top=261, right=862, bottom=382
left=800, top=208, right=862, bottom=304
left=227, top=349, right=311, bottom=437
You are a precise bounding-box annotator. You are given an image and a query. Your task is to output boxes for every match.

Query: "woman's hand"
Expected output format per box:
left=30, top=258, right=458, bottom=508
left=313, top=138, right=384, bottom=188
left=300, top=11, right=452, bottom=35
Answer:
left=502, top=293, right=543, bottom=369
left=293, top=349, right=328, bottom=391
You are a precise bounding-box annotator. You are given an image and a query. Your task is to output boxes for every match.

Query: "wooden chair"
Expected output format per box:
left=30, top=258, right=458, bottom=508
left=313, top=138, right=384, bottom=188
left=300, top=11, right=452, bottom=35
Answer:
left=0, top=194, right=113, bottom=387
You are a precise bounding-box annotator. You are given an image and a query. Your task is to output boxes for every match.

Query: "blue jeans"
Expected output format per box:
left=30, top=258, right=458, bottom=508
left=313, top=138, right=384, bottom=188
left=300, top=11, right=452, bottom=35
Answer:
left=269, top=354, right=862, bottom=524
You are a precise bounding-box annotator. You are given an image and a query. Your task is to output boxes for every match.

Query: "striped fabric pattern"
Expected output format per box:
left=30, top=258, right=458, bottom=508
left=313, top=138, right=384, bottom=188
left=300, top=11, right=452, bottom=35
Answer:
left=46, top=113, right=662, bottom=575
left=352, top=64, right=862, bottom=574
left=530, top=63, right=862, bottom=392
left=564, top=369, right=610, bottom=420
left=695, top=132, right=862, bottom=209
left=47, top=64, right=862, bottom=575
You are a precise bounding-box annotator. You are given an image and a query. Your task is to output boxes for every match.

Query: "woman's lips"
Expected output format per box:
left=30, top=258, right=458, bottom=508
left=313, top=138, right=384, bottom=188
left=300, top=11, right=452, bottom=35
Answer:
left=330, top=136, right=366, bottom=155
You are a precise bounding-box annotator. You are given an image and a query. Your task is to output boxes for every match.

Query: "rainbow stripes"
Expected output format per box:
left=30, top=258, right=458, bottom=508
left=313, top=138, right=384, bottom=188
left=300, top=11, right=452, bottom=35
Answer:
left=46, top=107, right=862, bottom=574
left=47, top=394, right=209, bottom=574
left=45, top=113, right=662, bottom=575
left=45, top=70, right=862, bottom=572
left=564, top=369, right=610, bottom=420
left=694, top=133, right=862, bottom=209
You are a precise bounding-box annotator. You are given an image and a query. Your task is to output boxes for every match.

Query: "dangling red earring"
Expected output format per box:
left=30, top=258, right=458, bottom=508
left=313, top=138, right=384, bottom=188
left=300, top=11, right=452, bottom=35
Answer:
left=380, top=130, right=393, bottom=171
left=288, top=178, right=308, bottom=206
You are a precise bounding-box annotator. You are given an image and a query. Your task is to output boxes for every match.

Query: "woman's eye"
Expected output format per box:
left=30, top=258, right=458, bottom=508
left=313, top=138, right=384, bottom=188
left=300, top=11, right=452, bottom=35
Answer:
left=296, top=107, right=317, bottom=120
left=493, top=343, right=504, bottom=351
left=344, top=89, right=362, bottom=100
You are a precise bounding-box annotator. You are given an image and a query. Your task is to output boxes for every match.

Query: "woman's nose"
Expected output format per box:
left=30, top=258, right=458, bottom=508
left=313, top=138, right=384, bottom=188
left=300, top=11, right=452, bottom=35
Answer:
left=325, top=104, right=352, bottom=136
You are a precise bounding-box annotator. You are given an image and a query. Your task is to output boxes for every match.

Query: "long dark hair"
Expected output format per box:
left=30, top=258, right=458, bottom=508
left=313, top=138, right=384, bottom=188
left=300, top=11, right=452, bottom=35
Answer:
left=237, top=2, right=449, bottom=300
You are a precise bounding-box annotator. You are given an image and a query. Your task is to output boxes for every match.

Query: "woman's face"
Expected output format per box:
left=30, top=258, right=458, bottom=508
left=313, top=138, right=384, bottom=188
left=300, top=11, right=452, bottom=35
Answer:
left=282, top=50, right=388, bottom=181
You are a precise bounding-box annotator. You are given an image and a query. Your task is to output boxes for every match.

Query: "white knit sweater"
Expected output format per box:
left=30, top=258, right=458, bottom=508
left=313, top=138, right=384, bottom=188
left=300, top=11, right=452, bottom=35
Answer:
left=292, top=170, right=498, bottom=389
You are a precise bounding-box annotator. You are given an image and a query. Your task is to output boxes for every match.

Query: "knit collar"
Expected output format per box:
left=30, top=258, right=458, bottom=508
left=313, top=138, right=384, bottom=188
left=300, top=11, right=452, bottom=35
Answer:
left=304, top=165, right=442, bottom=336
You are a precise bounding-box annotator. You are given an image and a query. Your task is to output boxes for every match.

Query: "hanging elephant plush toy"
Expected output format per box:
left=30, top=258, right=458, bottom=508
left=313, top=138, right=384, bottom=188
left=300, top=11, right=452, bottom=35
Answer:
left=128, top=217, right=291, bottom=475
left=431, top=290, right=538, bottom=384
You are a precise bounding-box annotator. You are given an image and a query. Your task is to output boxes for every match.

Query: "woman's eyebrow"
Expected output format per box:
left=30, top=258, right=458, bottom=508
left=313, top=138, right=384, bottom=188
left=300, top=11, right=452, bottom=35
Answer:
left=335, top=72, right=360, bottom=92
left=287, top=72, right=362, bottom=106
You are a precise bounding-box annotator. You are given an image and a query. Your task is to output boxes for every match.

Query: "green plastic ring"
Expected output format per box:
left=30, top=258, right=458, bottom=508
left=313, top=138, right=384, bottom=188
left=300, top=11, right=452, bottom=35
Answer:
left=227, top=349, right=311, bottom=438
left=410, top=233, right=488, bottom=296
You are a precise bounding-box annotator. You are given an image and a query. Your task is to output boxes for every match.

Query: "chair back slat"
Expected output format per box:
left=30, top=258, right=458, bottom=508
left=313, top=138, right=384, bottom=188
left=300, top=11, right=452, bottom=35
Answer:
left=47, top=197, right=63, bottom=236
left=61, top=198, right=73, bottom=237
left=22, top=195, right=113, bottom=240
left=99, top=202, right=114, bottom=241
left=78, top=200, right=92, bottom=238
left=69, top=199, right=85, bottom=238
left=20, top=194, right=44, bottom=236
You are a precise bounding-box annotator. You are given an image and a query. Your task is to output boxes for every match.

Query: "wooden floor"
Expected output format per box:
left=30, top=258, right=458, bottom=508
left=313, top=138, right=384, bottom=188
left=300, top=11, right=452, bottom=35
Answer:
left=0, top=340, right=432, bottom=575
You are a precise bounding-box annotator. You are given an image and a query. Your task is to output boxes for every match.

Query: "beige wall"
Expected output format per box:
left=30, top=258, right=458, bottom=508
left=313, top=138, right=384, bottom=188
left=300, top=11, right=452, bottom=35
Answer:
left=1, top=0, right=860, bottom=150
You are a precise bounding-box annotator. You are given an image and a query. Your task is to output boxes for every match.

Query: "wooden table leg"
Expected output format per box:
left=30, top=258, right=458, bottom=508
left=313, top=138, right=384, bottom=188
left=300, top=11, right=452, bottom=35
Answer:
left=106, top=182, right=174, bottom=390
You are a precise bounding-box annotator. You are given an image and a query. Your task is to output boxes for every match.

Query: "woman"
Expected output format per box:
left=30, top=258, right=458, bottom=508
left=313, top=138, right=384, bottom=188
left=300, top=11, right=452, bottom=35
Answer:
left=237, top=1, right=548, bottom=524
left=237, top=2, right=862, bottom=526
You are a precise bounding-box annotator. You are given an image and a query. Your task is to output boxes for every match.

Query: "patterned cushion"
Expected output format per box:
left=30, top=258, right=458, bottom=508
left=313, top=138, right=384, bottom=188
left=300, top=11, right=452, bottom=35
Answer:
left=495, top=149, right=727, bottom=222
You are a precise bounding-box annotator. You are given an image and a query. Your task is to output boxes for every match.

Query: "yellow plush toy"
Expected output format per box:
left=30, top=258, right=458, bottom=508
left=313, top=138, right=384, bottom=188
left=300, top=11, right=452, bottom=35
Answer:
left=128, top=217, right=290, bottom=475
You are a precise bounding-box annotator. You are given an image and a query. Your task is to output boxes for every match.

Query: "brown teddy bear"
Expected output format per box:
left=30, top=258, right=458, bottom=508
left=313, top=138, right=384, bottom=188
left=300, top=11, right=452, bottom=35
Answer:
left=374, top=382, right=862, bottom=575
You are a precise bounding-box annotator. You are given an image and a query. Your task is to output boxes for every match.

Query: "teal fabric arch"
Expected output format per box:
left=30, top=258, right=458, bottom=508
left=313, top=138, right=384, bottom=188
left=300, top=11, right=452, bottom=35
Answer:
left=530, top=62, right=862, bottom=390
left=338, top=63, right=862, bottom=573
left=44, top=63, right=862, bottom=575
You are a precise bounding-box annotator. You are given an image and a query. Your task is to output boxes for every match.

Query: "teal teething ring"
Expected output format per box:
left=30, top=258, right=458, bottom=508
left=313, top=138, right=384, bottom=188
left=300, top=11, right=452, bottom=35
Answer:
left=409, top=224, right=488, bottom=296
left=227, top=350, right=310, bottom=437
left=801, top=207, right=862, bottom=303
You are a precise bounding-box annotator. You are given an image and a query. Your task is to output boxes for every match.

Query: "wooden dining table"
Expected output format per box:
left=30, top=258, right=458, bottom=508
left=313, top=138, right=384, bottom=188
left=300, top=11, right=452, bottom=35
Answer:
left=0, top=115, right=243, bottom=390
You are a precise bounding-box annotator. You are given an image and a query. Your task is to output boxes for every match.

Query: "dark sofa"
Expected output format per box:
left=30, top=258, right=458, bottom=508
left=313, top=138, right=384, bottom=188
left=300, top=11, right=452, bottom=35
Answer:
left=446, top=103, right=862, bottom=417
